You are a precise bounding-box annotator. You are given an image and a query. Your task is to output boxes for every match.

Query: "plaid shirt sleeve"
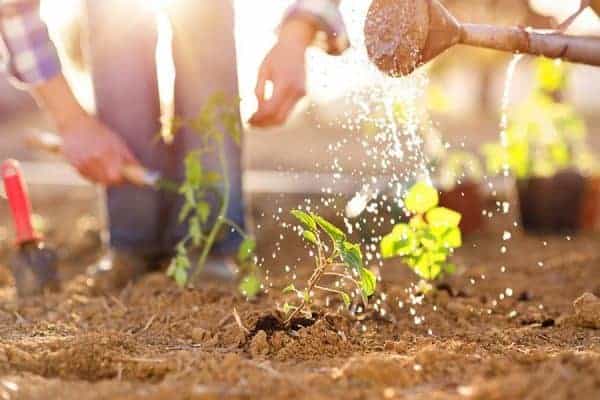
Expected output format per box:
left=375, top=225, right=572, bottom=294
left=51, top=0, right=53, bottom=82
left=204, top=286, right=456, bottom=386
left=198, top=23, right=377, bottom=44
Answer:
left=0, top=0, right=61, bottom=85
left=283, top=0, right=349, bottom=55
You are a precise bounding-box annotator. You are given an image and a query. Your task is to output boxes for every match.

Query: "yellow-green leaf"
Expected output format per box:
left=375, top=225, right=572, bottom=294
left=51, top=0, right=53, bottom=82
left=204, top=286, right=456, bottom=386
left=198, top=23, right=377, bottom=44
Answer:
left=405, top=182, right=439, bottom=214
left=359, top=268, right=377, bottom=297
left=291, top=210, right=316, bottom=231
left=426, top=207, right=462, bottom=228
left=237, top=237, right=256, bottom=263
left=239, top=275, right=261, bottom=298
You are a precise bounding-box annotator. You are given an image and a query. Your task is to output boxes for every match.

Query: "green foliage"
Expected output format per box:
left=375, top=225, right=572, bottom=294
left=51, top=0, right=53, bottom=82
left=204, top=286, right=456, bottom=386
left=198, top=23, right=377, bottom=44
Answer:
left=282, top=211, right=377, bottom=323
left=381, top=182, right=462, bottom=281
left=483, top=58, right=597, bottom=179
left=167, top=94, right=261, bottom=296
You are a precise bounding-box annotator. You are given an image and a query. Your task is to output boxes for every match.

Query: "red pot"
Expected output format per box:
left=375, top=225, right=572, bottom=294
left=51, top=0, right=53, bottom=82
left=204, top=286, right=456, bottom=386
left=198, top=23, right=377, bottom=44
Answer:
left=439, top=181, right=485, bottom=236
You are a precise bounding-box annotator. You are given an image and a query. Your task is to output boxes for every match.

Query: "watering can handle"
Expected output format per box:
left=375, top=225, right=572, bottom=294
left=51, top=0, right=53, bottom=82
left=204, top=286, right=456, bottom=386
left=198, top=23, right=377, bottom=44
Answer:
left=1, top=159, right=38, bottom=245
left=558, top=0, right=590, bottom=32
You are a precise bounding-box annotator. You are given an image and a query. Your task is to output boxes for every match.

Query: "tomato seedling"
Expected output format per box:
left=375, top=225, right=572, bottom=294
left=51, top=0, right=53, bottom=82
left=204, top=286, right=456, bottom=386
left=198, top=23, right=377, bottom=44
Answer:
left=380, top=182, right=462, bottom=281
left=166, top=94, right=260, bottom=297
left=282, top=210, right=377, bottom=324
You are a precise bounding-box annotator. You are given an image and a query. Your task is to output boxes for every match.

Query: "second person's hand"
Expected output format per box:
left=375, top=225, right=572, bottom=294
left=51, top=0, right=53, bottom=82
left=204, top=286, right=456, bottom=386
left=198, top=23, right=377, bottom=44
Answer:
left=249, top=19, right=317, bottom=128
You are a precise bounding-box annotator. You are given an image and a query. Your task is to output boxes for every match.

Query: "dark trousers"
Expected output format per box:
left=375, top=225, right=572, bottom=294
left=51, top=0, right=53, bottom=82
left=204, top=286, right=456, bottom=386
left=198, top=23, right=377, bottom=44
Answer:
left=86, top=0, right=244, bottom=258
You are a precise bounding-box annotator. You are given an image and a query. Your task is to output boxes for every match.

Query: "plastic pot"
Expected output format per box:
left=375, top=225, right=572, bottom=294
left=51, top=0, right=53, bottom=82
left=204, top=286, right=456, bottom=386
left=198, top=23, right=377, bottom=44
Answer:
left=439, top=181, right=485, bottom=235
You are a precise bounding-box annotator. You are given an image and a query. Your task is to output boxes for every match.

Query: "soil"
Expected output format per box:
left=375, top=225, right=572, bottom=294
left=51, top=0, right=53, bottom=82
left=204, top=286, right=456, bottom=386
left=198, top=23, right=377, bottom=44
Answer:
left=1, top=200, right=600, bottom=400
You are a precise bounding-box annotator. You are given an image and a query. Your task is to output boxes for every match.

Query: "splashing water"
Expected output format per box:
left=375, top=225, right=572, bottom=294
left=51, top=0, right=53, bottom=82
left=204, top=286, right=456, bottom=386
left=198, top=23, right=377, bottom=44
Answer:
left=499, top=55, right=524, bottom=149
left=257, top=1, right=433, bottom=316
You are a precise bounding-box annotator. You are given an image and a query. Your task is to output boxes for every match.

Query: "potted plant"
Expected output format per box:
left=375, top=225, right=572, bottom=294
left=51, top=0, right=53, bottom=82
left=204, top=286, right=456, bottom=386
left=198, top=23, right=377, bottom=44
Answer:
left=482, top=58, right=600, bottom=232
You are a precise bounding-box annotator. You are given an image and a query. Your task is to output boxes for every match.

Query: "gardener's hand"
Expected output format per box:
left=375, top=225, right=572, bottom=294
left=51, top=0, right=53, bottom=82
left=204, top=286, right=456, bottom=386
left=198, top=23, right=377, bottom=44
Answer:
left=60, top=113, right=139, bottom=185
left=250, top=19, right=317, bottom=127
left=31, top=75, right=139, bottom=185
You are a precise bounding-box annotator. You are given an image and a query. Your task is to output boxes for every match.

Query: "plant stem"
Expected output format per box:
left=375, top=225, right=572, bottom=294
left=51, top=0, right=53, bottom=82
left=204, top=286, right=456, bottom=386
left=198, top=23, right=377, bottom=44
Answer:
left=221, top=217, right=247, bottom=238
left=188, top=137, right=231, bottom=284
left=284, top=234, right=328, bottom=325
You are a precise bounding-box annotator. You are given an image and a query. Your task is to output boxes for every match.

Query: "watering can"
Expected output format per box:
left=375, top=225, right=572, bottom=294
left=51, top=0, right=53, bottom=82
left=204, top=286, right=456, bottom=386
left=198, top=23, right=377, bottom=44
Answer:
left=365, top=0, right=600, bottom=76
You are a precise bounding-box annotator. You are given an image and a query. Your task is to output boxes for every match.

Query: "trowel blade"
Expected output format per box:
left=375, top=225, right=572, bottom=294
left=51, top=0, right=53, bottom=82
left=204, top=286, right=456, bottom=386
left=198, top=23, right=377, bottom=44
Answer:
left=11, top=241, right=60, bottom=297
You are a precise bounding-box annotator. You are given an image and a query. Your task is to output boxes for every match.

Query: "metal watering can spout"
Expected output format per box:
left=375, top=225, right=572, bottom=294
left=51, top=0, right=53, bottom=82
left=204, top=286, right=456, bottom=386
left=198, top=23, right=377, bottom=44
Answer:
left=365, top=0, right=600, bottom=77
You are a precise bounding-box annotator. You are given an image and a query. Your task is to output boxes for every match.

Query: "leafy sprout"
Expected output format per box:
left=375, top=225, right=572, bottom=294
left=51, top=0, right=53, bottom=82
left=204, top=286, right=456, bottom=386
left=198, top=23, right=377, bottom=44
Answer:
left=166, top=93, right=261, bottom=297
left=482, top=57, right=597, bottom=179
left=381, top=182, right=462, bottom=281
left=282, top=211, right=377, bottom=324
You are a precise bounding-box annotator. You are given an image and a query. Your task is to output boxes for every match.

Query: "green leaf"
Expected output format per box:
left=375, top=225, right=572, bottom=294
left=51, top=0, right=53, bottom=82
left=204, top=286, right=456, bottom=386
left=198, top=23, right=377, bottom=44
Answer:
left=339, top=241, right=363, bottom=273
left=291, top=210, right=317, bottom=231
left=426, top=207, right=462, bottom=228
left=405, top=182, right=439, bottom=214
left=282, top=302, right=294, bottom=314
left=302, top=230, right=318, bottom=244
left=380, top=224, right=417, bottom=258
left=313, top=214, right=346, bottom=243
left=197, top=202, right=211, bottom=224
left=303, top=289, right=311, bottom=303
left=535, top=58, right=566, bottom=93
left=203, top=171, right=222, bottom=185
left=237, top=237, right=256, bottom=263
left=442, top=227, right=462, bottom=248
left=189, top=216, right=203, bottom=246
left=282, top=284, right=296, bottom=294
left=174, top=267, right=188, bottom=287
left=359, top=268, right=377, bottom=297
left=184, top=153, right=203, bottom=185
left=179, top=201, right=194, bottom=223
left=239, top=275, right=261, bottom=298
left=339, top=292, right=351, bottom=306
left=413, top=254, right=442, bottom=281
left=167, top=259, right=177, bottom=277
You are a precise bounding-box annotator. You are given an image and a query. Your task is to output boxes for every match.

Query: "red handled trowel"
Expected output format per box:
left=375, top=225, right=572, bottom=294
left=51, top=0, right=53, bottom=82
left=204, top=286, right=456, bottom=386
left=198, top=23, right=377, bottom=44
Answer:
left=2, top=159, right=59, bottom=296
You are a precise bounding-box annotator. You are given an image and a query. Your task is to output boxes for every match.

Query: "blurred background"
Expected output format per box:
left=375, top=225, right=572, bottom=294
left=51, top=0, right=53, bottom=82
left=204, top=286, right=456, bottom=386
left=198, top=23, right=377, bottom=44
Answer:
left=0, top=0, right=599, bottom=274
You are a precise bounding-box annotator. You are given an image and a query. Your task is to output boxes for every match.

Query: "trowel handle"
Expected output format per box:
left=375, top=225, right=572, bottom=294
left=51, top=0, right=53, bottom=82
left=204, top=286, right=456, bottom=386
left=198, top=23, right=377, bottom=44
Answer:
left=1, top=159, right=38, bottom=244
left=461, top=24, right=600, bottom=67
left=26, top=131, right=159, bottom=188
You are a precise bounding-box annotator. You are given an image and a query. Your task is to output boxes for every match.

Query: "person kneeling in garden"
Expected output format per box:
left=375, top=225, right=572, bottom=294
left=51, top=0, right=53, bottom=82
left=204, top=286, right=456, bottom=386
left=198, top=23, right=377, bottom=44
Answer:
left=0, top=0, right=348, bottom=290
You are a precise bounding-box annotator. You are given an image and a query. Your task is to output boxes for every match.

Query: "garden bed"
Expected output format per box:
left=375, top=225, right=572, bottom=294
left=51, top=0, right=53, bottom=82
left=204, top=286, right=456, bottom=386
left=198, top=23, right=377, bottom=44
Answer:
left=1, top=207, right=600, bottom=399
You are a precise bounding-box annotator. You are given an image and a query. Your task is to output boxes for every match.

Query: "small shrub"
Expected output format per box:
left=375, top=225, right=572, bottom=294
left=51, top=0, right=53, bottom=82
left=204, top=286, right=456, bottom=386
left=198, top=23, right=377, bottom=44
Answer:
left=380, top=182, right=462, bottom=281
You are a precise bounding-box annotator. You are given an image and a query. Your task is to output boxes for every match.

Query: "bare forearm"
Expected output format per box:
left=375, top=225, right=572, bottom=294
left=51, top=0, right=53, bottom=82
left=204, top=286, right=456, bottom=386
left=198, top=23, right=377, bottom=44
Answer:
left=31, top=75, right=86, bottom=131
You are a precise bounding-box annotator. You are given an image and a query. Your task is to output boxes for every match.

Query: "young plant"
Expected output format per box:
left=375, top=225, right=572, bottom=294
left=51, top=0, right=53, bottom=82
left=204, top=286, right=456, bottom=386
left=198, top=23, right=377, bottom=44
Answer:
left=166, top=93, right=260, bottom=297
left=380, top=182, right=462, bottom=281
left=483, top=58, right=597, bottom=179
left=282, top=211, right=377, bottom=324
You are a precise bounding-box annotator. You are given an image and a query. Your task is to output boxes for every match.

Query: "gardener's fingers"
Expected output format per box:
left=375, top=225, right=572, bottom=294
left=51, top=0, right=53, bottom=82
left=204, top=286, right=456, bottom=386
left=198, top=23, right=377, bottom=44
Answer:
left=250, top=80, right=305, bottom=127
left=273, top=92, right=304, bottom=126
left=255, top=61, right=271, bottom=104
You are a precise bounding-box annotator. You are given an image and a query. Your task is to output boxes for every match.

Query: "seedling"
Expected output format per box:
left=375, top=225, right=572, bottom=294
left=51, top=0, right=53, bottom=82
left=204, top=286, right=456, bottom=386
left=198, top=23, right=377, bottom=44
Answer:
left=483, top=58, right=597, bottom=179
left=282, top=211, right=377, bottom=324
left=166, top=94, right=260, bottom=297
left=380, top=182, right=462, bottom=281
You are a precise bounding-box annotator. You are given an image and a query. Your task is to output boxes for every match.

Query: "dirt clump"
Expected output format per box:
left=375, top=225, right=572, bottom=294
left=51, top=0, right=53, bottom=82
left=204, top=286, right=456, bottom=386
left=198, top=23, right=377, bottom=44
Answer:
left=574, top=292, right=600, bottom=329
